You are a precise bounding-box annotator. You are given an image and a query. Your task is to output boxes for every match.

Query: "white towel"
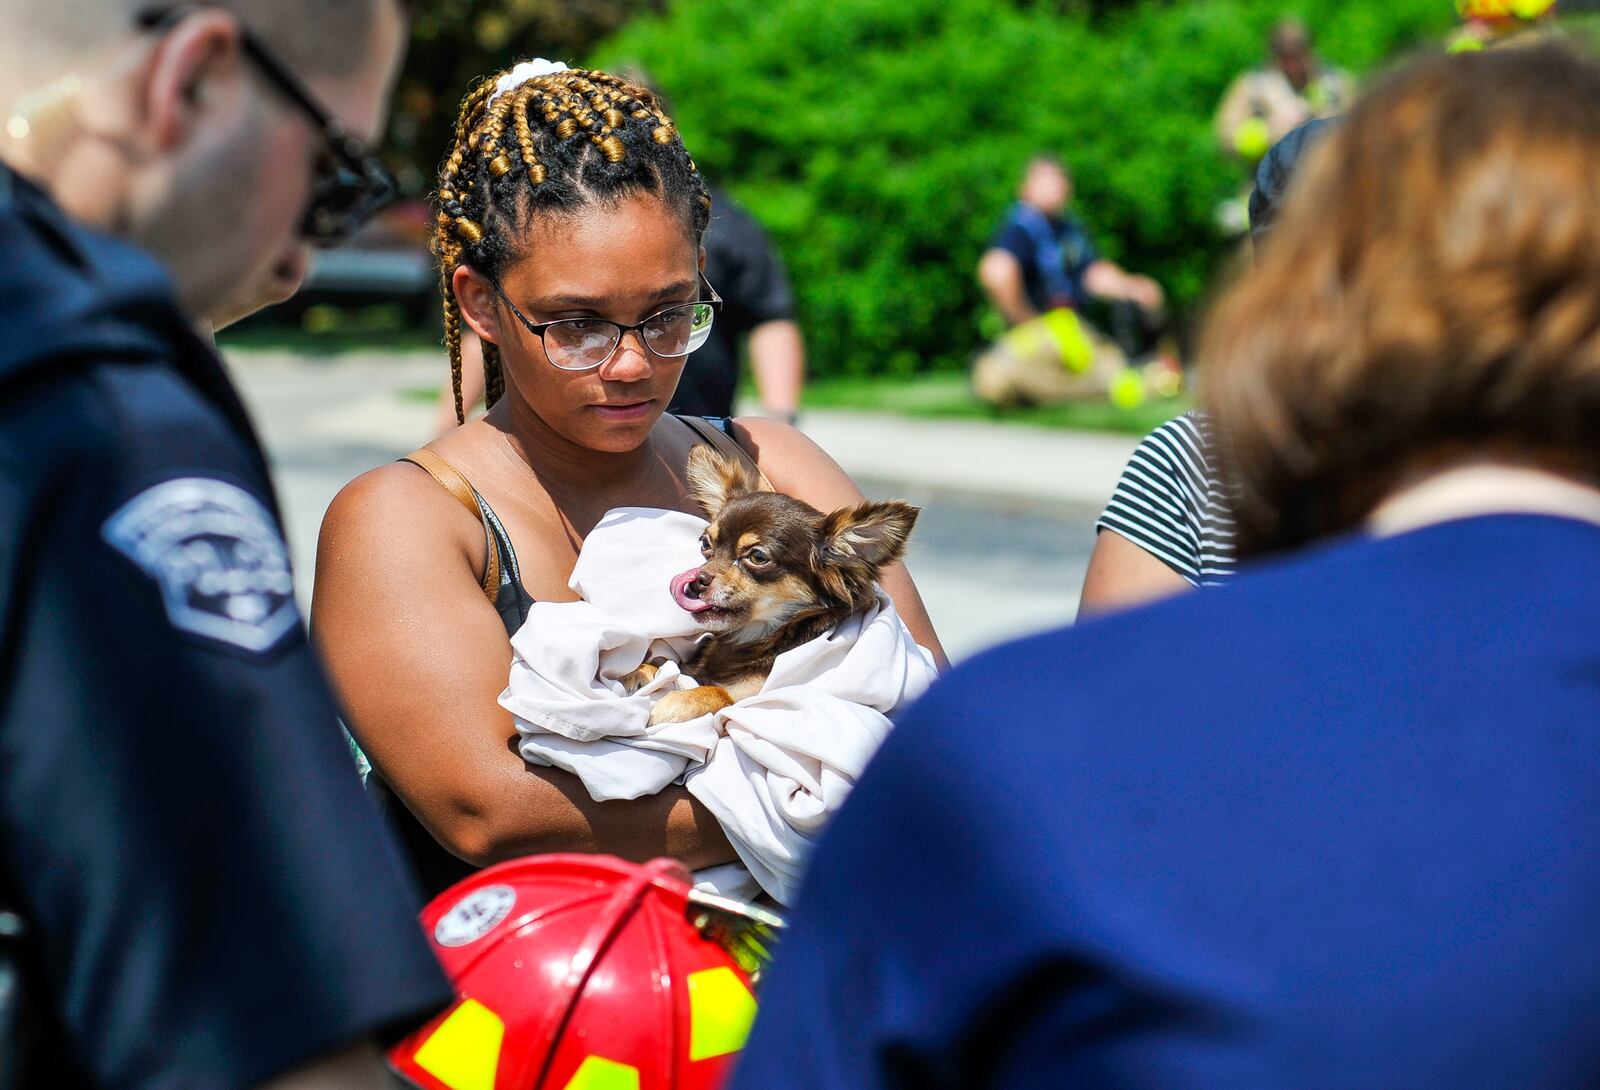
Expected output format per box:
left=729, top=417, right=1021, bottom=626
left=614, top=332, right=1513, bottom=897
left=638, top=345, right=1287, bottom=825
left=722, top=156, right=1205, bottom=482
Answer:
left=499, top=508, right=712, bottom=800
left=500, top=506, right=940, bottom=904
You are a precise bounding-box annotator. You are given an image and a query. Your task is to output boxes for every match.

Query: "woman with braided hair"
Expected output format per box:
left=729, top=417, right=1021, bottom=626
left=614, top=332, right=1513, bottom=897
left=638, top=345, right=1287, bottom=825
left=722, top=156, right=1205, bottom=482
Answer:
left=312, top=62, right=944, bottom=896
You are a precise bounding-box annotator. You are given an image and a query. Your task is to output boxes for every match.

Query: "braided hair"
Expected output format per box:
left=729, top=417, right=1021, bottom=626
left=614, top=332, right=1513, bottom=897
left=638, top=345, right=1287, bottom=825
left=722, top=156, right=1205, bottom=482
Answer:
left=432, top=67, right=713, bottom=424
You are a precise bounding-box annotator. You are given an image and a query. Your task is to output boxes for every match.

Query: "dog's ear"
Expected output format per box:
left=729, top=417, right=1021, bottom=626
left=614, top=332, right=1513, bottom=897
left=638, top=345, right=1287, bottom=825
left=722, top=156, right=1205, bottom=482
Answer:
left=817, top=500, right=920, bottom=572
left=686, top=444, right=759, bottom=519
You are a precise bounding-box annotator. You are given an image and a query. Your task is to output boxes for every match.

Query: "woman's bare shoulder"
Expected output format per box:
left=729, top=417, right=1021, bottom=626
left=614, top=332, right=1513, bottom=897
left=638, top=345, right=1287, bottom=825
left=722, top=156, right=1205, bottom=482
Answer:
left=729, top=416, right=865, bottom=509
left=317, top=458, right=485, bottom=578
left=324, top=459, right=454, bottom=533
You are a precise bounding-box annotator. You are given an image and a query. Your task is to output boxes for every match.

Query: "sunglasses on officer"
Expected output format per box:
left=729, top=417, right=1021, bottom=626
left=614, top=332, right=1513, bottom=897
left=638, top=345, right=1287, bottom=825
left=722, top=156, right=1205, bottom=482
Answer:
left=135, top=6, right=398, bottom=248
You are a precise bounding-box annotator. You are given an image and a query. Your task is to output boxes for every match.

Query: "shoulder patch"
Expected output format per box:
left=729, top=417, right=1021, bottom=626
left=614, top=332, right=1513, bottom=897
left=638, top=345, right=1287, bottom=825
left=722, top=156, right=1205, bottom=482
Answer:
left=102, top=477, right=299, bottom=653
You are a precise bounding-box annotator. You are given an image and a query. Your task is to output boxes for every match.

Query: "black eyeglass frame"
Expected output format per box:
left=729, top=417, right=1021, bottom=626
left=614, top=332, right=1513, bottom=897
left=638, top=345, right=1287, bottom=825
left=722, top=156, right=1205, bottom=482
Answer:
left=493, top=275, right=724, bottom=372
left=135, top=5, right=399, bottom=246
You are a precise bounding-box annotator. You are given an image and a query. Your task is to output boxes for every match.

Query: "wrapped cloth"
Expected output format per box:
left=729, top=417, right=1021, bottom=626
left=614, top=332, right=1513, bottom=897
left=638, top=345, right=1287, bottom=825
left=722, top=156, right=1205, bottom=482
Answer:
left=500, top=506, right=939, bottom=904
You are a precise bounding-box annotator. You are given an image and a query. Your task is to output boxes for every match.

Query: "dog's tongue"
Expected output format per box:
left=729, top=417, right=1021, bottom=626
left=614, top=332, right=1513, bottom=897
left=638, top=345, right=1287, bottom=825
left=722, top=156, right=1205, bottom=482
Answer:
left=670, top=567, right=714, bottom=613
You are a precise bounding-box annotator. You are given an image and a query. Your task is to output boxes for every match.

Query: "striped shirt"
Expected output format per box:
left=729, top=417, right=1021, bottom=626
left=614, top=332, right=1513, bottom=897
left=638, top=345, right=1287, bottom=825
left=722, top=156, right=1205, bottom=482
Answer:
left=1096, top=412, right=1236, bottom=586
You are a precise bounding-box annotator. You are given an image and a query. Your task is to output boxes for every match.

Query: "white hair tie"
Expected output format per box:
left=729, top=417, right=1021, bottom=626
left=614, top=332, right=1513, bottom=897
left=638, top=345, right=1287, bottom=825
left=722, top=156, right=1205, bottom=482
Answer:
left=488, top=59, right=570, bottom=108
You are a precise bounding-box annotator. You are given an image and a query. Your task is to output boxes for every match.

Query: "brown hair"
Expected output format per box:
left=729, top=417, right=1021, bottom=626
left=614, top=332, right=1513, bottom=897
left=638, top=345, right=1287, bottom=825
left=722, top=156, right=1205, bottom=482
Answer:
left=432, top=66, right=712, bottom=423
left=1199, top=43, right=1600, bottom=558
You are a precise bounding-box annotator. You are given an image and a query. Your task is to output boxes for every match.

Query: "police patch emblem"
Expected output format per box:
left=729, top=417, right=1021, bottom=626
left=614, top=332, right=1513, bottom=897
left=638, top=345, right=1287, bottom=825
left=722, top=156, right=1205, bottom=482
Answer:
left=102, top=477, right=300, bottom=653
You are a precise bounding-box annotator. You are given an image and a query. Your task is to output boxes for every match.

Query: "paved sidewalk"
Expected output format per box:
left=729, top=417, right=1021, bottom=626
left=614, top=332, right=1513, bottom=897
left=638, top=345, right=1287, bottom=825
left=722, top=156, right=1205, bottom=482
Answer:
left=798, top=409, right=1138, bottom=511
left=226, top=348, right=1140, bottom=509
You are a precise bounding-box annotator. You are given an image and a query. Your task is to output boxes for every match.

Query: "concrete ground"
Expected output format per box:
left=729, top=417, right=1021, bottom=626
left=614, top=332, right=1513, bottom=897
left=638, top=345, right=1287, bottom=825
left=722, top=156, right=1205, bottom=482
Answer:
left=225, top=349, right=1141, bottom=662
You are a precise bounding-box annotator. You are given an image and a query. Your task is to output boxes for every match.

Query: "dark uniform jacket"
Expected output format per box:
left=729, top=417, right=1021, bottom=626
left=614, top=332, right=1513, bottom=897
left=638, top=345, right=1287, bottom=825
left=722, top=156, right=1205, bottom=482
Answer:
left=0, top=165, right=450, bottom=1089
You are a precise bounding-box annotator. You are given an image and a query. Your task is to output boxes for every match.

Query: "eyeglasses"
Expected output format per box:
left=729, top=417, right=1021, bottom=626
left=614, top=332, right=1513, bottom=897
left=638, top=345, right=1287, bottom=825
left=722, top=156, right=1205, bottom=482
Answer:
left=135, top=6, right=398, bottom=247
left=494, top=277, right=723, bottom=371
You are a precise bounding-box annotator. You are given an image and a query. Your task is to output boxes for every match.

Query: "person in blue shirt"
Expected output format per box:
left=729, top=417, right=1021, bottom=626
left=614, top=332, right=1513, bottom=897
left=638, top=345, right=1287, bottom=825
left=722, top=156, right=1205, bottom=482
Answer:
left=0, top=3, right=452, bottom=1088
left=733, top=43, right=1600, bottom=1090
left=974, top=155, right=1166, bottom=408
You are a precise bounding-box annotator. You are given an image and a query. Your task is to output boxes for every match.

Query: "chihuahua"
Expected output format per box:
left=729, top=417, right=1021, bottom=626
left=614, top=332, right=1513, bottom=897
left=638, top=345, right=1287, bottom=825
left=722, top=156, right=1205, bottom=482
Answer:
left=625, top=445, right=919, bottom=726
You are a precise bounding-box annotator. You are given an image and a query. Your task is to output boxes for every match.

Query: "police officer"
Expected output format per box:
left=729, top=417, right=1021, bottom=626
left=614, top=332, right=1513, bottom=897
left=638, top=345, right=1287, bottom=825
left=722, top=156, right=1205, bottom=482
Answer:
left=0, top=2, right=452, bottom=1087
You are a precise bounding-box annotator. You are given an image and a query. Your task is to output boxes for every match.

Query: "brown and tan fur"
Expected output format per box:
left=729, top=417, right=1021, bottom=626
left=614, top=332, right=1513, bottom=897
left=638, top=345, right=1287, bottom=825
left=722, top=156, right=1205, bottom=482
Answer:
left=626, top=446, right=918, bottom=726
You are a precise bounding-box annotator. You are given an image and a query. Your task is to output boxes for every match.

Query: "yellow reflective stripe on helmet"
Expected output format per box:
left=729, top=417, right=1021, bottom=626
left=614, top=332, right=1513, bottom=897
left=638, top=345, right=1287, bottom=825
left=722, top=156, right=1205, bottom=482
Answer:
left=687, top=967, right=758, bottom=1061
left=562, top=1056, right=641, bottom=1090
left=413, top=999, right=506, bottom=1090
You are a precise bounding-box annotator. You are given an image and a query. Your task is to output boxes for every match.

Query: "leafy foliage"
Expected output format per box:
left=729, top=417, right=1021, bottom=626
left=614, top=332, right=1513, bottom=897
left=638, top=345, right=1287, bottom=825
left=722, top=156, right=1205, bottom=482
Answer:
left=596, top=0, right=1453, bottom=377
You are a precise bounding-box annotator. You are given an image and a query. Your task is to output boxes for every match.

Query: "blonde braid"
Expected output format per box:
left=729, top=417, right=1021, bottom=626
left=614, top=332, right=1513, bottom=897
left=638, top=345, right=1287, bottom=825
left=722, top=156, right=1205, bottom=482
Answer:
left=443, top=286, right=466, bottom=425
left=436, top=78, right=497, bottom=229
left=433, top=77, right=499, bottom=424
left=513, top=86, right=548, bottom=184
left=479, top=92, right=519, bottom=181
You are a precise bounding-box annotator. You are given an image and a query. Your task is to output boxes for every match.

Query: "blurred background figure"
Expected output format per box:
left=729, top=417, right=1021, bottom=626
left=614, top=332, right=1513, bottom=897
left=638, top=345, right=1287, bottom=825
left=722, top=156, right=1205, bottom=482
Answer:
left=671, top=183, right=805, bottom=423
left=973, top=155, right=1173, bottom=410
left=1448, top=0, right=1559, bottom=50
left=1214, top=19, right=1350, bottom=233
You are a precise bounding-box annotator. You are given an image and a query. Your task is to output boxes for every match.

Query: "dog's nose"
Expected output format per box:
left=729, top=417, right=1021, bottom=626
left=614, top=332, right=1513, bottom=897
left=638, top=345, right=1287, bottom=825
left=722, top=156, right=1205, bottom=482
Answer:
left=691, top=570, right=712, bottom=594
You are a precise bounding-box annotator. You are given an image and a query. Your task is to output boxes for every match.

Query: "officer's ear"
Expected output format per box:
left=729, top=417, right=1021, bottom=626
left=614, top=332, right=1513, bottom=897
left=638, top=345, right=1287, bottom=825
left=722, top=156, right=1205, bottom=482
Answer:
left=141, top=10, right=247, bottom=153
left=452, top=265, right=504, bottom=348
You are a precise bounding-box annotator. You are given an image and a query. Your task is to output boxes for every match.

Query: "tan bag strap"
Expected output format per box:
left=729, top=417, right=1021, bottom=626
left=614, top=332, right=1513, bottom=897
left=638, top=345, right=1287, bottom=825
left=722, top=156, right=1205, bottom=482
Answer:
left=678, top=416, right=776, bottom=492
left=400, top=450, right=500, bottom=604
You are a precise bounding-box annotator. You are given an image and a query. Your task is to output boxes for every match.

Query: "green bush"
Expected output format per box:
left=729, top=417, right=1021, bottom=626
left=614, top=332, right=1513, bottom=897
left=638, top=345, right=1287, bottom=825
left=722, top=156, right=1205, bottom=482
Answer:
left=596, top=0, right=1452, bottom=377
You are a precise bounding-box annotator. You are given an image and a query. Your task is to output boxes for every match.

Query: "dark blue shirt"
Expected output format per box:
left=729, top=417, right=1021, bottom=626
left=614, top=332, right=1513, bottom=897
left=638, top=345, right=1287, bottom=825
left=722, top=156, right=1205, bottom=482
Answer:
left=989, top=204, right=1100, bottom=313
left=669, top=186, right=796, bottom=419
left=734, top=514, right=1600, bottom=1089
left=0, top=166, right=451, bottom=1089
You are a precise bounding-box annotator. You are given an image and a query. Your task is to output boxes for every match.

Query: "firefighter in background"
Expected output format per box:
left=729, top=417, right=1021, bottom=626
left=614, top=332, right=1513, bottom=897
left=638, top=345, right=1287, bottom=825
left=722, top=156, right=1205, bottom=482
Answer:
left=973, top=156, right=1179, bottom=411
left=1448, top=0, right=1559, bottom=51
left=1214, top=20, right=1352, bottom=234
left=389, top=854, right=781, bottom=1090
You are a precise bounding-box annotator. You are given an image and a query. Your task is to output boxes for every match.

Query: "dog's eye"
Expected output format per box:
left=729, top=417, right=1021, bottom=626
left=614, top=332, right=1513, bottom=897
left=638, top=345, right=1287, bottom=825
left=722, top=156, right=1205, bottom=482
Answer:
left=743, top=546, right=771, bottom=567
left=699, top=532, right=711, bottom=556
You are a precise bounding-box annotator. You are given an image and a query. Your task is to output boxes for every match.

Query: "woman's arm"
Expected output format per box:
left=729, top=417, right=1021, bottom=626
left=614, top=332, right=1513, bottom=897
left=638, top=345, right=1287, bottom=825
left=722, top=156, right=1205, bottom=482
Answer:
left=311, top=464, right=734, bottom=869
left=1080, top=413, right=1214, bottom=618
left=1078, top=529, right=1192, bottom=618
left=731, top=417, right=949, bottom=668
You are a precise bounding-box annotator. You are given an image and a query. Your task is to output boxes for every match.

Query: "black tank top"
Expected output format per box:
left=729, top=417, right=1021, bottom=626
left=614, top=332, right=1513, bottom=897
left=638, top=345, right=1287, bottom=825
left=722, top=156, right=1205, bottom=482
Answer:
left=379, top=416, right=747, bottom=899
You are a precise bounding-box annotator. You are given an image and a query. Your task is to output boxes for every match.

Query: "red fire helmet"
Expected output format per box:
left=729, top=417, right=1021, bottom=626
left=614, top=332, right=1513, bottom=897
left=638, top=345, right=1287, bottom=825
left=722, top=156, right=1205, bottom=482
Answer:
left=389, top=855, right=777, bottom=1090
